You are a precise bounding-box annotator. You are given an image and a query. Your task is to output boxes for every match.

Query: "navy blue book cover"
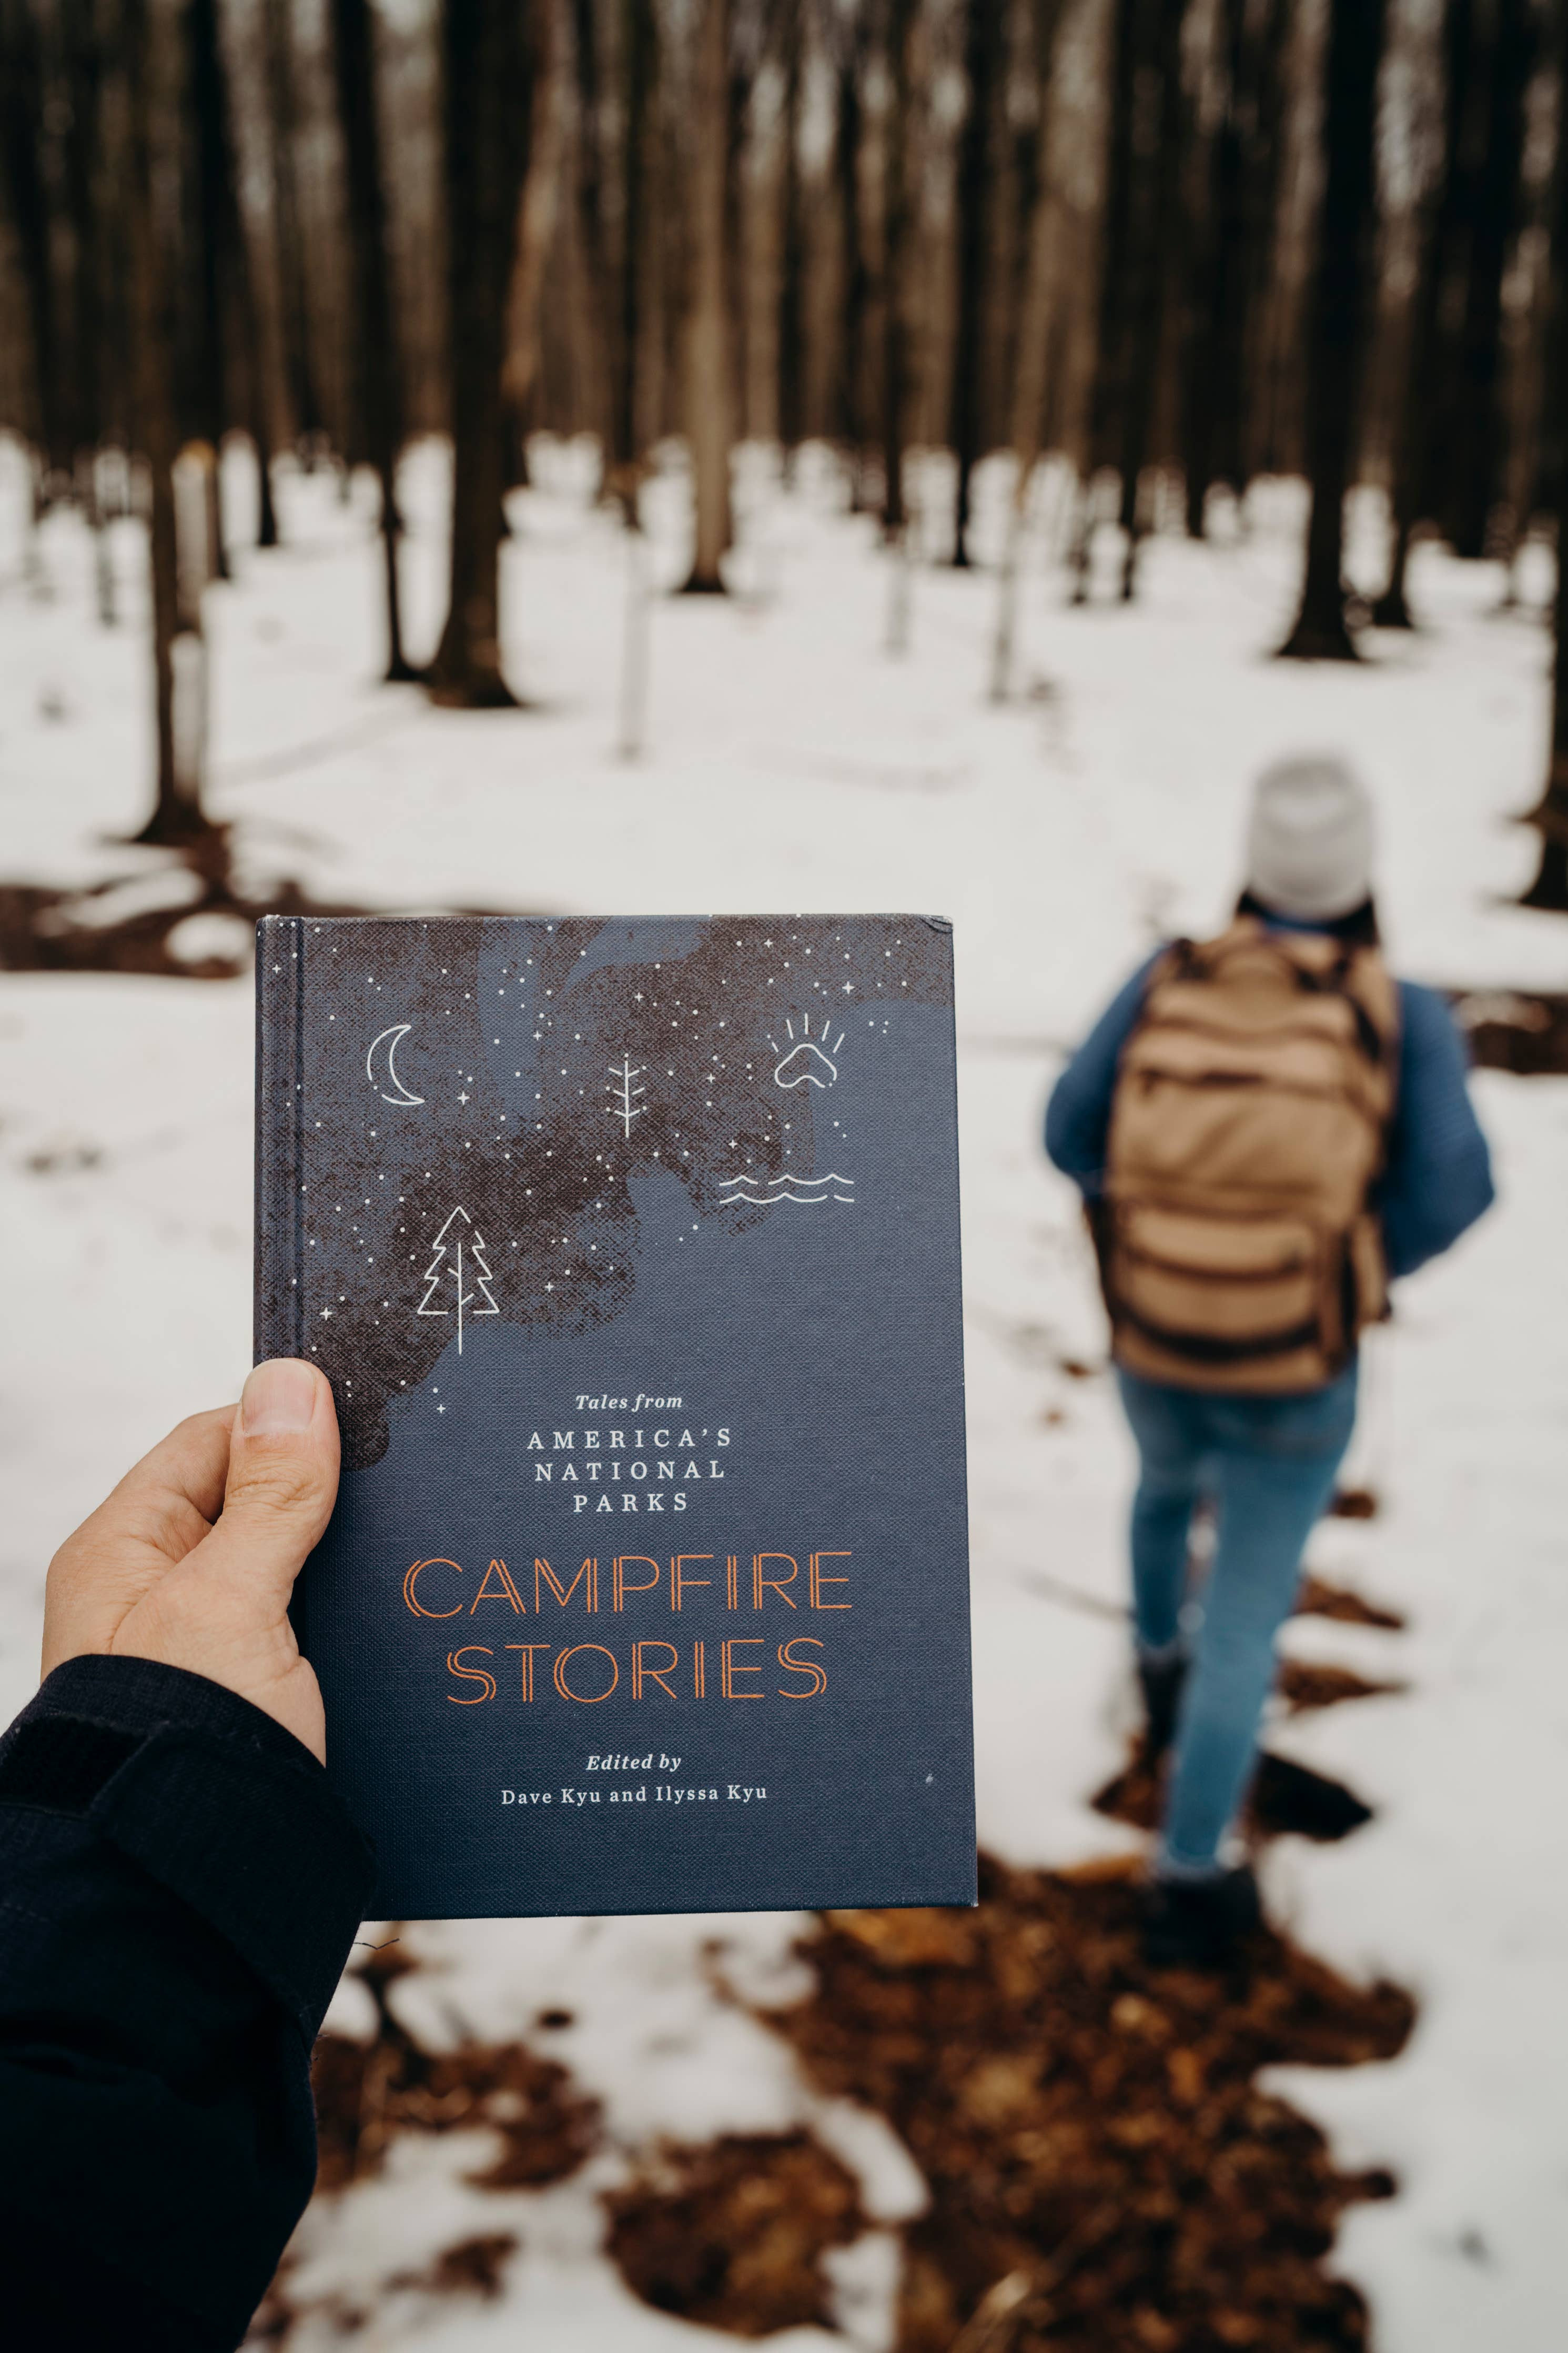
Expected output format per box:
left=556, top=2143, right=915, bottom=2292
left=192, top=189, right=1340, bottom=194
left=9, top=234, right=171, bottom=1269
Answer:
left=255, top=913, right=975, bottom=1919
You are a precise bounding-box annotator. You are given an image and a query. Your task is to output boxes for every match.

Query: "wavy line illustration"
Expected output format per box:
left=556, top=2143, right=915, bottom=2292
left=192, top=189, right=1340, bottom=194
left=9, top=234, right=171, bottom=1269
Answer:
left=719, top=1171, right=856, bottom=1206
left=719, top=1172, right=855, bottom=1190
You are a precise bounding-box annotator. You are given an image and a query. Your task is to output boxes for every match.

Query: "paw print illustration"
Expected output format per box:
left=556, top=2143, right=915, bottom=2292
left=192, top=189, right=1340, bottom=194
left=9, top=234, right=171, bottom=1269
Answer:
left=771, top=1016, right=845, bottom=1090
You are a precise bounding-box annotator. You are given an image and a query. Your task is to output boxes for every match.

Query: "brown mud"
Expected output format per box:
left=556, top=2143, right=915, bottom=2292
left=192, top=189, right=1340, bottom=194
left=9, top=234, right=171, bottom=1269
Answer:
left=255, top=1547, right=1413, bottom=2350
left=606, top=2130, right=866, bottom=2336
left=761, top=1857, right=1411, bottom=2352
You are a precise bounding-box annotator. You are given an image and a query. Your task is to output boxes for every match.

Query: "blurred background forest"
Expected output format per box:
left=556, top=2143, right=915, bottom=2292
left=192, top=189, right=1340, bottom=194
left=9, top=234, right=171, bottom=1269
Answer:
left=3, top=0, right=1568, bottom=900
left=3, top=4, right=1568, bottom=2350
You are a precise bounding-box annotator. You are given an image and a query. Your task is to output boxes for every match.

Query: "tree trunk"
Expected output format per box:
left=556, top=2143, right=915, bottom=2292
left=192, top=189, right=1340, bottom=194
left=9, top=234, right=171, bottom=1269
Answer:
left=123, top=0, right=219, bottom=849
left=185, top=0, right=238, bottom=582
left=0, top=0, right=68, bottom=480
left=611, top=0, right=657, bottom=517
left=992, top=0, right=1067, bottom=698
left=1182, top=0, right=1246, bottom=535
left=504, top=0, right=566, bottom=453
left=60, top=2, right=107, bottom=476
left=949, top=0, right=1003, bottom=566
left=1088, top=0, right=1139, bottom=493
left=569, top=0, right=613, bottom=459
left=1518, top=9, right=1568, bottom=908
left=1116, top=0, right=1188, bottom=601
left=1444, top=0, right=1535, bottom=560
left=775, top=0, right=806, bottom=480
left=1277, top=0, right=1388, bottom=661
left=1242, top=0, right=1293, bottom=484
left=1372, top=0, right=1472, bottom=623
left=831, top=18, right=870, bottom=505
left=330, top=0, right=417, bottom=678
left=427, top=0, right=536, bottom=705
left=681, top=0, right=733, bottom=593
left=262, top=0, right=326, bottom=458
left=881, top=0, right=918, bottom=546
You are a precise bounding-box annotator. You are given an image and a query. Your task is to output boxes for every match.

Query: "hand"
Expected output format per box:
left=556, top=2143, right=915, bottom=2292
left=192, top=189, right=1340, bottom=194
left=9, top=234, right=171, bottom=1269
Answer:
left=42, top=1360, right=340, bottom=1763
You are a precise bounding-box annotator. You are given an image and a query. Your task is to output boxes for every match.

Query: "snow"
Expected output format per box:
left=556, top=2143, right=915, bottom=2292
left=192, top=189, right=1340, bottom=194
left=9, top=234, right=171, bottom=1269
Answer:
left=2, top=430, right=1566, bottom=2347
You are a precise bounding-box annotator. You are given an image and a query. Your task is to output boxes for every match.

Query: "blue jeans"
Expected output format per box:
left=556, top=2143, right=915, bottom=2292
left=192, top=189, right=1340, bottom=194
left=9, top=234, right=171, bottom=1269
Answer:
left=1117, top=1363, right=1359, bottom=1873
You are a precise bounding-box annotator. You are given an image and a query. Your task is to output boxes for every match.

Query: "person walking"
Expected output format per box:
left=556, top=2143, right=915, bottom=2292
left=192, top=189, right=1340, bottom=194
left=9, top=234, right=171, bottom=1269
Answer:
left=1045, top=755, right=1494, bottom=1966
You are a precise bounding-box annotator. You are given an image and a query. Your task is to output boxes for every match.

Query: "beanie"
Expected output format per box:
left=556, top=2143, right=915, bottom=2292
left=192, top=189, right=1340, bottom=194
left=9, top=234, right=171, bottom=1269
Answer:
left=1243, top=755, right=1374, bottom=922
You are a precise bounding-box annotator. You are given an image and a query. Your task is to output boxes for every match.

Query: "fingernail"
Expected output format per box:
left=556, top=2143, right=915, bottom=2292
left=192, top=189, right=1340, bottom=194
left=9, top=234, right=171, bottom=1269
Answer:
left=240, top=1359, right=320, bottom=1435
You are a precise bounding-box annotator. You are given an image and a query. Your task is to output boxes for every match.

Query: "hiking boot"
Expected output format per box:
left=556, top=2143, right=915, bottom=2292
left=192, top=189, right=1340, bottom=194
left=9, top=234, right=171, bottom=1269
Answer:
left=1142, top=1864, right=1262, bottom=1969
left=1137, top=1650, right=1189, bottom=1761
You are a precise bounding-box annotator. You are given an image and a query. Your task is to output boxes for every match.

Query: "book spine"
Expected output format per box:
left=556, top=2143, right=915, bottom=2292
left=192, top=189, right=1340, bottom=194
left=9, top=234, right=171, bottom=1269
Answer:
left=254, top=914, right=305, bottom=1366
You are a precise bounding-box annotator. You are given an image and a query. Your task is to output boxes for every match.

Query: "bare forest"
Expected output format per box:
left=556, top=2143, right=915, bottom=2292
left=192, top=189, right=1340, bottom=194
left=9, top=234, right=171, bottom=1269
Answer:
left=2, top=5, right=1567, bottom=2350
left=3, top=0, right=1567, bottom=899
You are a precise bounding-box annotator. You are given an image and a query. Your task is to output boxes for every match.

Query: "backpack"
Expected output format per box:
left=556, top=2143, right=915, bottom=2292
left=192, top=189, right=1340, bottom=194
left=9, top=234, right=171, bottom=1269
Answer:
left=1099, top=917, right=1400, bottom=1393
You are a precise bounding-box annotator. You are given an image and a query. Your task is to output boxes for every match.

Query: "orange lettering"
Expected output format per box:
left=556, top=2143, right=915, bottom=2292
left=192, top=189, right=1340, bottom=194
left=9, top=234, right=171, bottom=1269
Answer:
left=632, top=1640, right=681, bottom=1698
left=553, top=1643, right=619, bottom=1702
left=721, top=1637, right=764, bottom=1698
left=535, top=1555, right=598, bottom=1613
left=778, top=1637, right=827, bottom=1697
left=810, top=1551, right=852, bottom=1610
left=404, top=1558, right=463, bottom=1618
left=470, top=1558, right=526, bottom=1614
left=613, top=1555, right=661, bottom=1611
left=504, top=1644, right=552, bottom=1701
left=754, top=1552, right=800, bottom=1610
left=446, top=1646, right=497, bottom=1703
left=672, top=1554, right=712, bottom=1611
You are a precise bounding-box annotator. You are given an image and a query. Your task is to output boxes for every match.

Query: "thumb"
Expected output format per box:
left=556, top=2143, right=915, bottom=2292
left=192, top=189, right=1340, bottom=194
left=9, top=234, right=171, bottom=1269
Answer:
left=202, top=1359, right=340, bottom=1591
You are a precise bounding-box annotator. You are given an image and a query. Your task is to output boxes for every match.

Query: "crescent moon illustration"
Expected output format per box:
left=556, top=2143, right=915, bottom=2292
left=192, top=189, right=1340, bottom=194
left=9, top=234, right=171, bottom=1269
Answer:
left=366, top=1023, right=424, bottom=1107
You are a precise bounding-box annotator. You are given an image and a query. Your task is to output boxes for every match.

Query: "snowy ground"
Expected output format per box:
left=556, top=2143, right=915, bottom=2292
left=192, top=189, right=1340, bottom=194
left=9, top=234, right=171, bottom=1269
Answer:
left=2, top=435, right=1566, bottom=2348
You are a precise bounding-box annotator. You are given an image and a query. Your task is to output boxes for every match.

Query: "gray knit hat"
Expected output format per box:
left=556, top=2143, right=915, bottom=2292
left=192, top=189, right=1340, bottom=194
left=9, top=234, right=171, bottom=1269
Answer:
left=1244, top=755, right=1375, bottom=921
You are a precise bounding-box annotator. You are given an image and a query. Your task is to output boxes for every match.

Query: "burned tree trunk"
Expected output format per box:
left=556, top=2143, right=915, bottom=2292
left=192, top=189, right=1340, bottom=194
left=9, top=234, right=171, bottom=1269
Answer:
left=330, top=0, right=418, bottom=678
left=427, top=0, right=535, bottom=706
left=681, top=0, right=733, bottom=592
left=1277, top=0, right=1389, bottom=661
left=949, top=0, right=1004, bottom=566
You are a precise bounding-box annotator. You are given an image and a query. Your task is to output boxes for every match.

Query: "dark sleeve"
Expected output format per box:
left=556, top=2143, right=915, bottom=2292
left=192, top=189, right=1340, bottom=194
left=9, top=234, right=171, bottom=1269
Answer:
left=1043, top=952, right=1161, bottom=1196
left=1379, top=982, right=1496, bottom=1280
left=0, top=1654, right=375, bottom=2352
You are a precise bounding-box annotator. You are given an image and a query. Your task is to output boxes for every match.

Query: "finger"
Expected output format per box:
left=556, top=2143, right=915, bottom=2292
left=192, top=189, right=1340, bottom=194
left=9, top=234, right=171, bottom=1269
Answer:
left=43, top=1406, right=237, bottom=1672
left=194, top=1360, right=340, bottom=1598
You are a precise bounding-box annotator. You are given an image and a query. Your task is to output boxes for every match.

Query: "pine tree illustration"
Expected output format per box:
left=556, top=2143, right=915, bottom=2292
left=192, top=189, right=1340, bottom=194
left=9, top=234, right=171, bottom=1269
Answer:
left=417, top=1206, right=500, bottom=1353
left=607, top=1057, right=646, bottom=1140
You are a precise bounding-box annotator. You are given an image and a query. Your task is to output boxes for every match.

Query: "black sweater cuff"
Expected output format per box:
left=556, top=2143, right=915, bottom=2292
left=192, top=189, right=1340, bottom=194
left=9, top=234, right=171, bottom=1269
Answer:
left=0, top=1655, right=375, bottom=2038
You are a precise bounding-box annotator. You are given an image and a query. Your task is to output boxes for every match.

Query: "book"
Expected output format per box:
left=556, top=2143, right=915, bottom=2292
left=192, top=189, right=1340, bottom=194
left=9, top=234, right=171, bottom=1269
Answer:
left=256, top=912, right=975, bottom=1919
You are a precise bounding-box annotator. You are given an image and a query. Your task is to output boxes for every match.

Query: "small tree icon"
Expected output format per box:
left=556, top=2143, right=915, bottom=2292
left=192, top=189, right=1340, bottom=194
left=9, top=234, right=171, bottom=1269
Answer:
left=607, top=1057, right=646, bottom=1140
left=417, top=1206, right=500, bottom=1353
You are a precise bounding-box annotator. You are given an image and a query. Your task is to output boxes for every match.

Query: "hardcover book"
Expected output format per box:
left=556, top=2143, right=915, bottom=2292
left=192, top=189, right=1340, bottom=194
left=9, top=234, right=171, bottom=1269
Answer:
left=255, top=912, right=975, bottom=1919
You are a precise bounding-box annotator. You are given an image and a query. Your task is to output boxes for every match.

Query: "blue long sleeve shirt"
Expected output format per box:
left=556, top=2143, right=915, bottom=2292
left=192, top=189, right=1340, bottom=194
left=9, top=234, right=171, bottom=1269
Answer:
left=1044, top=944, right=1495, bottom=1280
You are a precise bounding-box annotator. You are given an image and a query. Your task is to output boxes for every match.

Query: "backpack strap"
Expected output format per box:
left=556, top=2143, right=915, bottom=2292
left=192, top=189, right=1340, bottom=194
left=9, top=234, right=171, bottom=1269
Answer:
left=1289, top=946, right=1388, bottom=1067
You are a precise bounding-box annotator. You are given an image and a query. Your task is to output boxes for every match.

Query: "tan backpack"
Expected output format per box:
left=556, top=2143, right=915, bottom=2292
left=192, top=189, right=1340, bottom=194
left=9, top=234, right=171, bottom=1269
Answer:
left=1100, top=917, right=1400, bottom=1393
